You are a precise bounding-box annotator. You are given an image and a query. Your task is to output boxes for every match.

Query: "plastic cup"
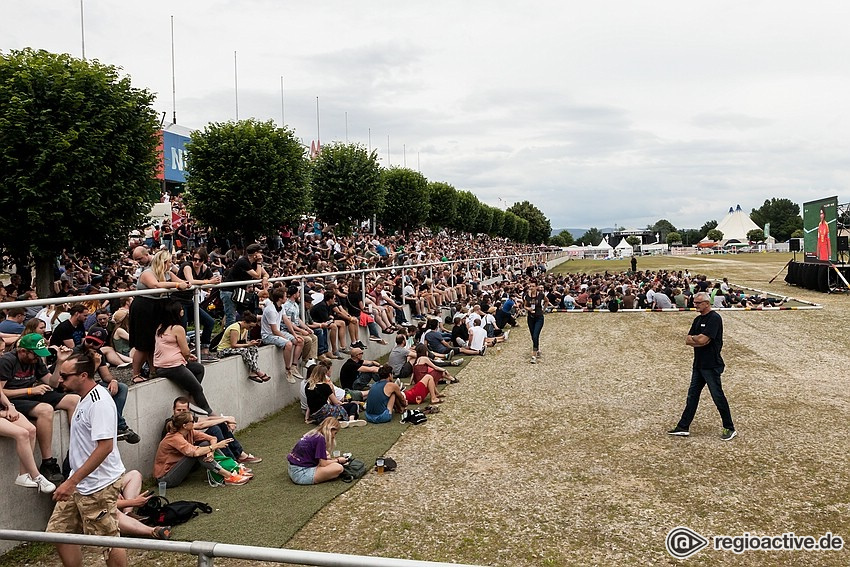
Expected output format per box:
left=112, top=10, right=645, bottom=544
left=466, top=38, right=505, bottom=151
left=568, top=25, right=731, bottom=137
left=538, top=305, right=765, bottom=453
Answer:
left=376, top=458, right=385, bottom=475
left=332, top=450, right=341, bottom=459
left=415, top=395, right=422, bottom=405
left=158, top=481, right=167, bottom=497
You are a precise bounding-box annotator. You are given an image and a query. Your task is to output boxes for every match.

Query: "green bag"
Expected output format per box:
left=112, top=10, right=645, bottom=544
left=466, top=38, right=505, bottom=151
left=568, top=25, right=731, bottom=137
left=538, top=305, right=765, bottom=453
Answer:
left=207, top=453, right=240, bottom=486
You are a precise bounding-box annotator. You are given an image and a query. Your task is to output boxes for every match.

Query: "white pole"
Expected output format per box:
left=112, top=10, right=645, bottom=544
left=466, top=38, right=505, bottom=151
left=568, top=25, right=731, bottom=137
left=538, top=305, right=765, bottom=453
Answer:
left=170, top=16, right=177, bottom=124
left=80, top=0, right=86, bottom=60
left=280, top=76, right=285, bottom=127
left=234, top=51, right=239, bottom=120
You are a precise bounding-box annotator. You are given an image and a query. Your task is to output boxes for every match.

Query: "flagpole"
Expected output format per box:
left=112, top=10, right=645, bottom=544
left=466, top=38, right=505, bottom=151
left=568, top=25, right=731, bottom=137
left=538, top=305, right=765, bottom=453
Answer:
left=80, top=0, right=86, bottom=60
left=280, top=75, right=286, bottom=128
left=316, top=97, right=321, bottom=147
left=345, top=112, right=348, bottom=143
left=387, top=135, right=390, bottom=166
left=234, top=51, right=239, bottom=120
left=403, top=144, right=406, bottom=168
left=368, top=128, right=371, bottom=154
left=170, top=15, right=177, bottom=124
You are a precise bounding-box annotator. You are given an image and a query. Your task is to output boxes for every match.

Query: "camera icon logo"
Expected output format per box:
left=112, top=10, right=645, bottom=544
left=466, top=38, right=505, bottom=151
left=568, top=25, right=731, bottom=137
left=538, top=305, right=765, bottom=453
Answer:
left=666, top=526, right=709, bottom=559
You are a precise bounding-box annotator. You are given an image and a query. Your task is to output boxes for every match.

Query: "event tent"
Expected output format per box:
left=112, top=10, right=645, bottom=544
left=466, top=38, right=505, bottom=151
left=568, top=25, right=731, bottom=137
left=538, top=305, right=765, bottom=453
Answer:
left=709, top=205, right=761, bottom=243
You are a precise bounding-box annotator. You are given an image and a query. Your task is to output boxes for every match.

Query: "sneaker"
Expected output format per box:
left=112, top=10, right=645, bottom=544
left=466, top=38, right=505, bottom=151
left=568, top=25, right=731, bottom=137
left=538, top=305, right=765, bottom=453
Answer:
left=368, top=335, right=382, bottom=342
left=353, top=341, right=367, bottom=349
left=285, top=369, right=297, bottom=384
left=238, top=454, right=263, bottom=464
left=117, top=427, right=141, bottom=444
left=201, top=353, right=218, bottom=363
left=479, top=346, right=486, bottom=356
left=445, top=349, right=454, bottom=362
left=117, top=362, right=132, bottom=369
left=339, top=420, right=350, bottom=429
left=291, top=367, right=304, bottom=380
left=39, top=458, right=64, bottom=484
left=34, top=474, right=56, bottom=494
left=340, top=346, right=351, bottom=354
left=305, top=358, right=317, bottom=367
left=721, top=428, right=737, bottom=441
left=530, top=355, right=537, bottom=364
left=667, top=426, right=690, bottom=437
left=15, top=473, right=38, bottom=489
left=503, top=330, right=510, bottom=341
left=224, top=473, right=251, bottom=486
left=451, top=359, right=463, bottom=366
left=346, top=419, right=367, bottom=427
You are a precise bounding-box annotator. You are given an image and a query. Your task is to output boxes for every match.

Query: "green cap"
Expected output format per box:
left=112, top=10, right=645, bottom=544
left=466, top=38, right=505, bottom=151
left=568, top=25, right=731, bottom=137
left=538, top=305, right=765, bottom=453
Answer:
left=18, top=334, right=51, bottom=357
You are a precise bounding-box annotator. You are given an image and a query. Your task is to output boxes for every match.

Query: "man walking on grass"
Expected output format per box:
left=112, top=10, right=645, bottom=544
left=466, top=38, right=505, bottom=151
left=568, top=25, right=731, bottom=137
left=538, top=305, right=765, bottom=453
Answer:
left=668, top=291, right=736, bottom=441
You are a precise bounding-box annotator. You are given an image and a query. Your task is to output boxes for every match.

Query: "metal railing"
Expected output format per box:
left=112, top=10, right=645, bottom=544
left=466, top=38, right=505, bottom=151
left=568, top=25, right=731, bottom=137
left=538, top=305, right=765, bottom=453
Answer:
left=1, top=251, right=565, bottom=360
left=0, top=530, right=485, bottom=567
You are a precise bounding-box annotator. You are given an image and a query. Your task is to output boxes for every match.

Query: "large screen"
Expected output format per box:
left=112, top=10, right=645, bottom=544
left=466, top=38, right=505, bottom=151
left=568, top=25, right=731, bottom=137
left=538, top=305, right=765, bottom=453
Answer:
left=803, top=196, right=838, bottom=263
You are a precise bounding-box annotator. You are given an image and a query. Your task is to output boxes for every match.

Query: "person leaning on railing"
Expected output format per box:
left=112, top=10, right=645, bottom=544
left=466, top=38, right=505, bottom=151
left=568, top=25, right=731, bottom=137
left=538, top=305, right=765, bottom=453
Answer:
left=220, top=243, right=269, bottom=328
left=129, top=249, right=190, bottom=384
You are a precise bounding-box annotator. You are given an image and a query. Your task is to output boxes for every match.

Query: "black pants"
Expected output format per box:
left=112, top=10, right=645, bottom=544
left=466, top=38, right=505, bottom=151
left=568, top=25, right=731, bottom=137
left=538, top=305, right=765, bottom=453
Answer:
left=677, top=366, right=734, bottom=431
left=156, top=361, right=212, bottom=414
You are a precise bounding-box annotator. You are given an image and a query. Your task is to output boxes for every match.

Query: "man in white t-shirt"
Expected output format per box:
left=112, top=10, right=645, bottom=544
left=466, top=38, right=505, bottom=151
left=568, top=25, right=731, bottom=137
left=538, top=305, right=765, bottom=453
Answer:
left=47, top=350, right=127, bottom=567
left=261, top=287, right=301, bottom=382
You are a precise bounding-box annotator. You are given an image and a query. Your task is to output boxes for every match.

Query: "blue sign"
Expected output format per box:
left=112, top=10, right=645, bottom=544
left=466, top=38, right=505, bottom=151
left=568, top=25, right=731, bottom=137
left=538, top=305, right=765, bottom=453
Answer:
left=162, top=130, right=190, bottom=183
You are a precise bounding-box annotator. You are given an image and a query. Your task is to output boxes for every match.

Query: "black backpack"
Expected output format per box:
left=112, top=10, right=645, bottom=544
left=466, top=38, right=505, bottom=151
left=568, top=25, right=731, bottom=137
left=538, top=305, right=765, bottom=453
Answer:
left=139, top=496, right=213, bottom=526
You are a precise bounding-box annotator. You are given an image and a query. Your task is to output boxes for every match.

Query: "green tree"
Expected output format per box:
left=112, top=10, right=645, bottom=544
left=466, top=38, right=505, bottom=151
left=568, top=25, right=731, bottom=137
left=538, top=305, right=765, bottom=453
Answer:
left=0, top=49, right=160, bottom=295
left=381, top=167, right=429, bottom=232
left=649, top=219, right=677, bottom=242
left=577, top=227, right=603, bottom=246
left=507, top=201, right=551, bottom=244
left=698, top=220, right=718, bottom=239
left=791, top=229, right=804, bottom=239
left=186, top=119, right=309, bottom=243
left=427, top=182, right=458, bottom=230
left=475, top=204, right=494, bottom=235
left=551, top=230, right=574, bottom=247
left=626, top=235, right=641, bottom=247
left=680, top=229, right=702, bottom=246
left=666, top=231, right=682, bottom=245
left=454, top=191, right=480, bottom=231
left=707, top=228, right=724, bottom=241
left=750, top=198, right=803, bottom=242
left=489, top=208, right=505, bottom=237
left=747, top=228, right=765, bottom=242
left=514, top=217, right=530, bottom=242
left=501, top=211, right=517, bottom=239
left=309, top=142, right=384, bottom=234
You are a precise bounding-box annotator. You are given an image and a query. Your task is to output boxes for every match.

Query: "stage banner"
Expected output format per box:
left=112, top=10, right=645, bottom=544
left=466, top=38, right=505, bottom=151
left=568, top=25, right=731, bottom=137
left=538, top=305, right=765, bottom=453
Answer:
left=803, top=196, right=838, bottom=263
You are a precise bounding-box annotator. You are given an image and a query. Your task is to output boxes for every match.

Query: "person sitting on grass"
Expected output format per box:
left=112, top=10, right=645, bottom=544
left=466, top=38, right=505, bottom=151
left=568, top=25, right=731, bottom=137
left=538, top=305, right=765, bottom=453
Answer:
left=216, top=311, right=270, bottom=383
left=168, top=397, right=262, bottom=465
left=424, top=318, right=479, bottom=359
left=154, top=411, right=250, bottom=488
left=304, top=362, right=365, bottom=427
left=404, top=344, right=446, bottom=406
left=115, top=469, right=172, bottom=539
left=287, top=417, right=349, bottom=485
left=364, top=364, right=407, bottom=424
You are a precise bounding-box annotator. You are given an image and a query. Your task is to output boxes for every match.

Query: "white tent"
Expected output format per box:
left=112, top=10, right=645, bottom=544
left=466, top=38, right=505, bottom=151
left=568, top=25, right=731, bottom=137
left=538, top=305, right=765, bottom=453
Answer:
left=709, top=204, right=761, bottom=243
left=615, top=237, right=634, bottom=256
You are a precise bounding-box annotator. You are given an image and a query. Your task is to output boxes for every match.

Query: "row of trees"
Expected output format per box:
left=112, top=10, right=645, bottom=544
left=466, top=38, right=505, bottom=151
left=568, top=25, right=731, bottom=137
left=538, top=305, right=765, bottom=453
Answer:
left=185, top=120, right=553, bottom=245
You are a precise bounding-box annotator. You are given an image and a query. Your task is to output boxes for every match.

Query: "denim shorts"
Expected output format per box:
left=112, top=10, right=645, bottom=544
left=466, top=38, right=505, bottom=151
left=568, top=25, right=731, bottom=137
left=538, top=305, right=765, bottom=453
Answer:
left=365, top=409, right=392, bottom=424
left=288, top=463, right=316, bottom=485
left=262, top=334, right=291, bottom=348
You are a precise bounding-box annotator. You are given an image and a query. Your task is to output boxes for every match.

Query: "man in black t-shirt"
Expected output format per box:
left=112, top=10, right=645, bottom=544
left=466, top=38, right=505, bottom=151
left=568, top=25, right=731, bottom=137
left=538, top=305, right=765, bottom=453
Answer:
left=339, top=348, right=380, bottom=390
left=668, top=292, right=736, bottom=441
left=0, top=334, right=79, bottom=482
left=221, top=243, right=269, bottom=327
left=49, top=304, right=87, bottom=348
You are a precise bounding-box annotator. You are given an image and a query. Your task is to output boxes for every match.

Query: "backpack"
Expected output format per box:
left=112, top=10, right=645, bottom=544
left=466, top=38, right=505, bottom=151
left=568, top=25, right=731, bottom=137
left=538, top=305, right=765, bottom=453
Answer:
left=339, top=458, right=368, bottom=483
left=139, top=496, right=213, bottom=526
left=401, top=409, right=427, bottom=425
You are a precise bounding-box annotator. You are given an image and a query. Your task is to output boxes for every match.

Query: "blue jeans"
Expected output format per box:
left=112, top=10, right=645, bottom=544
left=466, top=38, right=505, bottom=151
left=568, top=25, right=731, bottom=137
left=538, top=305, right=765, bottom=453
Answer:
left=527, top=315, right=544, bottom=352
left=314, top=328, right=328, bottom=355
left=206, top=424, right=244, bottom=460
left=100, top=381, right=128, bottom=431
left=221, top=290, right=237, bottom=328
left=677, top=366, right=734, bottom=431
left=180, top=300, right=216, bottom=347
left=366, top=409, right=392, bottom=423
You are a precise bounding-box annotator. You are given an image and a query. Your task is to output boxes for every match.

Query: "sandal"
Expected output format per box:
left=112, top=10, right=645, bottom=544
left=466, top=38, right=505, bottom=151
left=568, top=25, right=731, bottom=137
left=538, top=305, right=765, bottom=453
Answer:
left=247, top=374, right=264, bottom=384
left=431, top=397, right=444, bottom=404
left=152, top=526, right=172, bottom=540
left=131, top=375, right=148, bottom=384
left=257, top=372, right=271, bottom=382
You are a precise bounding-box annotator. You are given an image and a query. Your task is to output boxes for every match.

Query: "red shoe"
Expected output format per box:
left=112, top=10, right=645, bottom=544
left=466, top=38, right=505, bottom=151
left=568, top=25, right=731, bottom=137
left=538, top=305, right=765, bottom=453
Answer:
left=225, top=473, right=251, bottom=486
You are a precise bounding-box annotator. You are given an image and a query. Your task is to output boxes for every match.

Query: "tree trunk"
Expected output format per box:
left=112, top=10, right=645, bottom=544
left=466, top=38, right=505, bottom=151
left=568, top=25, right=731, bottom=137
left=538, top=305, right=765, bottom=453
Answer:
left=35, top=256, right=54, bottom=299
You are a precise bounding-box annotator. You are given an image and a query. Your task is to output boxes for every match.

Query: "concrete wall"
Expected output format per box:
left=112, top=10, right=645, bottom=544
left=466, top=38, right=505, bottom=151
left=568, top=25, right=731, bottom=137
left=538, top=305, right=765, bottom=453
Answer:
left=0, top=323, right=398, bottom=554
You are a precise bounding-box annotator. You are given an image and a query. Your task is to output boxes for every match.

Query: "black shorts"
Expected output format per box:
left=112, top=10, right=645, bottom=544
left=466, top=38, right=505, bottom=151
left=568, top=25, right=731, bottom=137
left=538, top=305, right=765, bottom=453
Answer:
left=12, top=391, right=70, bottom=415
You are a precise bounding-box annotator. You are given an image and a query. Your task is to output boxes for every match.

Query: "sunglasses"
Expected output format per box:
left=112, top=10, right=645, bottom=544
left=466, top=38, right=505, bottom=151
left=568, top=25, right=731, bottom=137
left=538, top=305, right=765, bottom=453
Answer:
left=192, top=257, right=202, bottom=261
left=58, top=371, right=81, bottom=380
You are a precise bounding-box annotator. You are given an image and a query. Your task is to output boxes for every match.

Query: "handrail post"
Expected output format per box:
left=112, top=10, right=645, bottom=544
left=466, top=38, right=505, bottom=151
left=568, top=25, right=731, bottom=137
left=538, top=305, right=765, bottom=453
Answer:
left=193, top=287, right=202, bottom=361
left=299, top=278, right=306, bottom=325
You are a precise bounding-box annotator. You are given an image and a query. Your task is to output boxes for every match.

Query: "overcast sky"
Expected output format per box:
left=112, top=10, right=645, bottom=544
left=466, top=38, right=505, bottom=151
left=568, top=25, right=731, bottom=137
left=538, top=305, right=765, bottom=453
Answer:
left=4, top=1, right=850, bottom=230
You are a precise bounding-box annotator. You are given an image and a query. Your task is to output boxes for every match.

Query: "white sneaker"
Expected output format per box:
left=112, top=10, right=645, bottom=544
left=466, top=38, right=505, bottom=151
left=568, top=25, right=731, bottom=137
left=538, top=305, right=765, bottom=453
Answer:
left=530, top=355, right=537, bottom=364
left=346, top=419, right=367, bottom=427
left=290, top=367, right=304, bottom=380
left=503, top=330, right=510, bottom=341
left=15, top=473, right=38, bottom=488
left=285, top=370, right=297, bottom=384
left=34, top=474, right=56, bottom=494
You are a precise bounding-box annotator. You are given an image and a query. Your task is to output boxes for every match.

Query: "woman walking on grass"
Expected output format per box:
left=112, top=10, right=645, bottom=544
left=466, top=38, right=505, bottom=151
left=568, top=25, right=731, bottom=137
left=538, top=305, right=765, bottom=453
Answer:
left=521, top=280, right=549, bottom=364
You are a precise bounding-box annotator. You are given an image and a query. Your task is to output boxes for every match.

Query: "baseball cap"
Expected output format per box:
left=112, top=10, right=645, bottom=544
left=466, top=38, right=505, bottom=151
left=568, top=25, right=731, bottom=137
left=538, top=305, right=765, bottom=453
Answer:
left=19, top=334, right=52, bottom=357
left=85, top=327, right=108, bottom=346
